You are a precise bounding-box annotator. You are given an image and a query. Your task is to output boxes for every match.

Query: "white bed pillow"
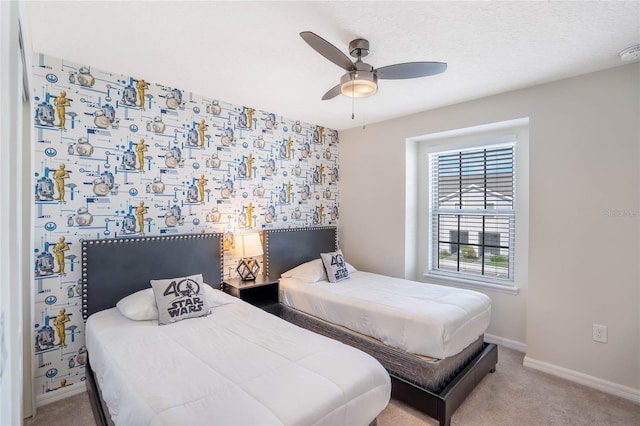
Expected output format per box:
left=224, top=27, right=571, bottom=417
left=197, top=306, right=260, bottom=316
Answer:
left=117, top=281, right=228, bottom=321
left=320, top=249, right=350, bottom=283
left=116, top=288, right=159, bottom=321
left=205, top=285, right=233, bottom=307
left=281, top=258, right=328, bottom=283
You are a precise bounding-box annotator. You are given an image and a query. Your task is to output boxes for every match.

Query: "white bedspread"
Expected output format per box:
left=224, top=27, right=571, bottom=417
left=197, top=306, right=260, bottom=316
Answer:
left=279, top=271, right=491, bottom=359
left=86, top=291, right=390, bottom=426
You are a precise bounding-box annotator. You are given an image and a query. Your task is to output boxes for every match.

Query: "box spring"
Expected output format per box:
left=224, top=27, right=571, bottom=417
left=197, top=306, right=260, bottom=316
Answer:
left=280, top=305, right=484, bottom=392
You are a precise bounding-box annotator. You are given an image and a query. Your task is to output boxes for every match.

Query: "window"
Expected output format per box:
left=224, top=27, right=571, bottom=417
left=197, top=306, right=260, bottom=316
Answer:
left=429, top=144, right=515, bottom=283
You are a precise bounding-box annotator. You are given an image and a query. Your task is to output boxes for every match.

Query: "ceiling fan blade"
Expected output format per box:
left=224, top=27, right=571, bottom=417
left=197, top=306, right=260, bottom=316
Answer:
left=321, top=84, right=342, bottom=100
left=376, top=62, right=447, bottom=80
left=300, top=31, right=355, bottom=71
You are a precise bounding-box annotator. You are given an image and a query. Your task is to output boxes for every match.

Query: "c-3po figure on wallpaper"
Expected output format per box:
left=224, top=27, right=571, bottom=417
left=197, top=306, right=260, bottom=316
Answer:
left=52, top=236, right=70, bottom=275
left=53, top=163, right=70, bottom=202
left=53, top=308, right=71, bottom=347
left=53, top=91, right=71, bottom=129
left=135, top=201, right=148, bottom=234
left=197, top=119, right=208, bottom=147
left=135, top=79, right=149, bottom=109
left=135, top=138, right=148, bottom=171
left=196, top=174, right=207, bottom=203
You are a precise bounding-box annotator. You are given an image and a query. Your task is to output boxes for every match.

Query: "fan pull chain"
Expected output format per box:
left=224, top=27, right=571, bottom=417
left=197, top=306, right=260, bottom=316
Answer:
left=351, top=81, right=355, bottom=119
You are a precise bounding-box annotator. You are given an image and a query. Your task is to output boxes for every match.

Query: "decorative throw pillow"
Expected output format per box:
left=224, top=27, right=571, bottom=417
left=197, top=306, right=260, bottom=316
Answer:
left=320, top=250, right=350, bottom=283
left=150, top=274, right=211, bottom=325
left=116, top=284, right=229, bottom=322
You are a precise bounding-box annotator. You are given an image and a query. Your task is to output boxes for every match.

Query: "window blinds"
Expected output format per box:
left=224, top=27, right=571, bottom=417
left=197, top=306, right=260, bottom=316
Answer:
left=430, top=144, right=515, bottom=282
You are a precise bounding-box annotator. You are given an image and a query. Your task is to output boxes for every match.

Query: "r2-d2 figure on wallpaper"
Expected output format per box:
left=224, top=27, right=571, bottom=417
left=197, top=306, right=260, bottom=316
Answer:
left=121, top=84, right=138, bottom=107
left=35, top=322, right=56, bottom=352
left=121, top=213, right=137, bottom=234
left=187, top=127, right=199, bottom=147
left=186, top=184, right=199, bottom=203
left=35, top=102, right=56, bottom=127
left=35, top=251, right=55, bottom=276
left=35, top=176, right=55, bottom=201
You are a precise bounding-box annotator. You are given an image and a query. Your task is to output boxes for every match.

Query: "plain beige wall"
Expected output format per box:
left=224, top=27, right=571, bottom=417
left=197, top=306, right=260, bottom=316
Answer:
left=338, top=63, right=639, bottom=391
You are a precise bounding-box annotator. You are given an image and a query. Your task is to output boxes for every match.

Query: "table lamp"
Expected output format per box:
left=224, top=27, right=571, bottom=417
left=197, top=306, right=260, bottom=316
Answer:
left=232, top=233, right=263, bottom=281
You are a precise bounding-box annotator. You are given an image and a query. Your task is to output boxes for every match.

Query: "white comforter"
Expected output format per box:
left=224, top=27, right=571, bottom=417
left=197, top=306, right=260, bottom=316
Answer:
left=279, top=271, right=491, bottom=359
left=85, top=291, right=390, bottom=426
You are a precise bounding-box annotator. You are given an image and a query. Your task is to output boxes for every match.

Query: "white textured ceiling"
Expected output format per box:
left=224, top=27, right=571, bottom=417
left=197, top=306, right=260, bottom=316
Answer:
left=24, top=1, right=640, bottom=131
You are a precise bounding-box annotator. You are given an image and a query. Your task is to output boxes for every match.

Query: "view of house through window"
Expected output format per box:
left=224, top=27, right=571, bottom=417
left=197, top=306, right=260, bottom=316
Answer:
left=430, top=144, right=515, bottom=282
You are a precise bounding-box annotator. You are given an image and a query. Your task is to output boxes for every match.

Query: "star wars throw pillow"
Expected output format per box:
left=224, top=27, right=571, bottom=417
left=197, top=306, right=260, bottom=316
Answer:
left=151, top=273, right=211, bottom=325
left=320, top=250, right=350, bottom=283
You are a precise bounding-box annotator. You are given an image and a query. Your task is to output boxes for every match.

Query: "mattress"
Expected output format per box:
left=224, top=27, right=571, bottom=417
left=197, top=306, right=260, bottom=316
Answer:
left=85, top=291, right=390, bottom=426
left=279, top=271, right=491, bottom=359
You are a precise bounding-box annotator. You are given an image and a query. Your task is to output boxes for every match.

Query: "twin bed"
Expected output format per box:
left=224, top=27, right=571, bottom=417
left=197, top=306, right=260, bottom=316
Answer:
left=81, top=234, right=390, bottom=425
left=263, top=227, right=497, bottom=426
left=82, top=227, right=497, bottom=426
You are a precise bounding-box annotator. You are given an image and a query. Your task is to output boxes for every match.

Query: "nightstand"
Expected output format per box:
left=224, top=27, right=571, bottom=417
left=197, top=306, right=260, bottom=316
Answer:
left=223, top=276, right=281, bottom=315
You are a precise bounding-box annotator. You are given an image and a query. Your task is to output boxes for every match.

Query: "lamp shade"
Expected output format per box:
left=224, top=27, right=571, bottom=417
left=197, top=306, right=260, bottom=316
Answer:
left=232, top=233, right=263, bottom=259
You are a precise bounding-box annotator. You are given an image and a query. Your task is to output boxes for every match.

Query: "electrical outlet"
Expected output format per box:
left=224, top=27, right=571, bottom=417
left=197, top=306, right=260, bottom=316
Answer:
left=593, top=324, right=608, bottom=343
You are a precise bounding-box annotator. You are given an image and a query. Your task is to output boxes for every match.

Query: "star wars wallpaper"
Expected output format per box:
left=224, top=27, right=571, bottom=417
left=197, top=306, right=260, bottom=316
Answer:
left=32, top=53, right=339, bottom=397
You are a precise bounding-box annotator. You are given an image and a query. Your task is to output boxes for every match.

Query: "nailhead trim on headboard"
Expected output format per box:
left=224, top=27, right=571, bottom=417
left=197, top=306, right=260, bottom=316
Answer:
left=261, top=226, right=337, bottom=278
left=81, top=233, right=223, bottom=320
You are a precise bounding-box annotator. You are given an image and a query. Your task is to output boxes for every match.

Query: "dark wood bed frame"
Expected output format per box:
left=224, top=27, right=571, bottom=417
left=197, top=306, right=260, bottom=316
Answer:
left=262, top=226, right=498, bottom=426
left=81, top=233, right=224, bottom=426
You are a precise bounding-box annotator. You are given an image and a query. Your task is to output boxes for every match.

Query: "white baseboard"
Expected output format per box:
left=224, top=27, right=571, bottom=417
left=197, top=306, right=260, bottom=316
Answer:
left=35, top=381, right=87, bottom=408
left=523, top=356, right=640, bottom=404
left=484, top=333, right=527, bottom=353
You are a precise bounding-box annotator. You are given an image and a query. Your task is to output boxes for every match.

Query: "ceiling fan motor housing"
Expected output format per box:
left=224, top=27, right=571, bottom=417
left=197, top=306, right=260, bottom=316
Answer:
left=349, top=38, right=370, bottom=58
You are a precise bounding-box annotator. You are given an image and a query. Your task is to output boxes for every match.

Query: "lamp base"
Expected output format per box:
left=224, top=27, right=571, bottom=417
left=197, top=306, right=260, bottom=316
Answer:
left=236, top=258, right=260, bottom=281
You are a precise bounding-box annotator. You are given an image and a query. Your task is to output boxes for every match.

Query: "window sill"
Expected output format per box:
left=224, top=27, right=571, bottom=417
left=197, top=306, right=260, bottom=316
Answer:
left=423, top=272, right=520, bottom=295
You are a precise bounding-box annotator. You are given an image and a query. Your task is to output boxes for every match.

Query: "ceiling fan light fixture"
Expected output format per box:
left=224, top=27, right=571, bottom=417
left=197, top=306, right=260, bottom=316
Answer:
left=340, top=71, right=377, bottom=97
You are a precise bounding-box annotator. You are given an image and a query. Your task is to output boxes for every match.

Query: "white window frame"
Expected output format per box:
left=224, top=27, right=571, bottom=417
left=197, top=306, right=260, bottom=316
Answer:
left=413, top=118, right=528, bottom=295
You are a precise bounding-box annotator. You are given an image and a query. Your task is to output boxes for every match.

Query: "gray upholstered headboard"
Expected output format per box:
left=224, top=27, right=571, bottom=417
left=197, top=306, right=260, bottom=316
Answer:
left=81, top=233, right=223, bottom=320
left=262, top=227, right=337, bottom=279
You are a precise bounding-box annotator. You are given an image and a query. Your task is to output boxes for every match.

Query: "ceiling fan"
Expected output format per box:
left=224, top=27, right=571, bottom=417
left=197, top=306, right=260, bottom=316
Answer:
left=300, top=31, right=447, bottom=100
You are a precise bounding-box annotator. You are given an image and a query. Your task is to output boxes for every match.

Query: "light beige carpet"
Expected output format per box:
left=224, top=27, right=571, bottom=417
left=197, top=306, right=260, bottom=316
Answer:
left=25, top=346, right=640, bottom=426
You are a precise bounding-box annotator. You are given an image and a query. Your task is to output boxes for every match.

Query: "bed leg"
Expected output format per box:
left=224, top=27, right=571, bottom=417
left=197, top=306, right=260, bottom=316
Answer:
left=440, top=417, right=451, bottom=426
left=490, top=367, right=496, bottom=373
